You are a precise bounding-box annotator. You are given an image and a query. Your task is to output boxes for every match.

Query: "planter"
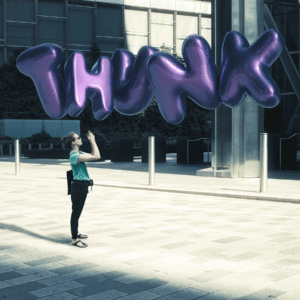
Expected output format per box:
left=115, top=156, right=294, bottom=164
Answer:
left=281, top=134, right=297, bottom=170
left=110, top=139, right=134, bottom=162
left=177, top=138, right=206, bottom=164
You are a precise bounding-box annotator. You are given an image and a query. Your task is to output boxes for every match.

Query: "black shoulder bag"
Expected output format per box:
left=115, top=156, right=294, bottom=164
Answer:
left=67, top=170, right=94, bottom=194
left=67, top=170, right=73, bottom=195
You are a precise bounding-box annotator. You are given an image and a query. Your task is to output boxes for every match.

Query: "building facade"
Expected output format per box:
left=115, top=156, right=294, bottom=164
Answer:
left=0, top=0, right=212, bottom=66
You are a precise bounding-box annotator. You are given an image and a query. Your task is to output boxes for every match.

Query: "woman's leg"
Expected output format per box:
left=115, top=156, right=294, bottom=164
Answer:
left=70, top=183, right=88, bottom=240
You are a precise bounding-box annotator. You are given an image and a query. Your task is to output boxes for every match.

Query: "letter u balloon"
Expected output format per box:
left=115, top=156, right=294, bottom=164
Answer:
left=16, top=29, right=284, bottom=124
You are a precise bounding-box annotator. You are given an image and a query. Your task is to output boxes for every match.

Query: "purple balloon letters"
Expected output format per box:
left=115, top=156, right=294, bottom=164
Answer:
left=112, top=46, right=158, bottom=115
left=16, top=29, right=284, bottom=124
left=65, top=52, right=113, bottom=120
left=17, top=44, right=67, bottom=119
left=147, top=35, right=220, bottom=124
left=219, top=30, right=284, bottom=108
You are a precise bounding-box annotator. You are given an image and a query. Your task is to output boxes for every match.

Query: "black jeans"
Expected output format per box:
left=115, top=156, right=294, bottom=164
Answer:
left=70, top=181, right=89, bottom=239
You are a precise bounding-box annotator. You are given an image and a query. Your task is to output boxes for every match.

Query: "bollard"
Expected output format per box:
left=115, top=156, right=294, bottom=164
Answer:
left=29, top=144, right=32, bottom=150
left=15, top=139, right=20, bottom=176
left=50, top=143, right=53, bottom=149
left=260, top=133, right=268, bottom=192
left=0, top=145, right=3, bottom=156
left=39, top=143, right=42, bottom=150
left=149, top=136, right=155, bottom=185
left=9, top=144, right=12, bottom=156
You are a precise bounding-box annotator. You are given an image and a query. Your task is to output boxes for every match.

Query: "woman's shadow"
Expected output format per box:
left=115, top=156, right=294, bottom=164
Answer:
left=0, top=222, right=70, bottom=246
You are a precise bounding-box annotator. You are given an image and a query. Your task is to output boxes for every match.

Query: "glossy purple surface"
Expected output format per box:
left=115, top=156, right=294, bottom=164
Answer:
left=147, top=35, right=220, bottom=124
left=112, top=46, right=158, bottom=115
left=16, top=44, right=67, bottom=119
left=219, top=29, right=285, bottom=108
left=65, top=52, right=113, bottom=120
left=15, top=30, right=284, bottom=124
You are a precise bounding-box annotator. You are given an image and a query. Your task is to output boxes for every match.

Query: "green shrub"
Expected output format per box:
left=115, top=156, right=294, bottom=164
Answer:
left=29, top=131, right=52, bottom=143
left=0, top=136, right=13, bottom=141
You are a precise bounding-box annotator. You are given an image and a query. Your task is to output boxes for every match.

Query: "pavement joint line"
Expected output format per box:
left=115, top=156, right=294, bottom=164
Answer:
left=14, top=175, right=300, bottom=204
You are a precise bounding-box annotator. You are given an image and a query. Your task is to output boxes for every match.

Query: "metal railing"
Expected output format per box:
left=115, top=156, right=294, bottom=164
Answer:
left=0, top=141, right=65, bottom=156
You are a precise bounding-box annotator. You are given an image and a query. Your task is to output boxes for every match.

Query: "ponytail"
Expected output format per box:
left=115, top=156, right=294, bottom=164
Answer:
left=61, top=132, right=76, bottom=149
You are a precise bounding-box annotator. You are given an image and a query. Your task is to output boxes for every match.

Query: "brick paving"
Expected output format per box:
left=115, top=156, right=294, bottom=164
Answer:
left=1, top=156, right=300, bottom=299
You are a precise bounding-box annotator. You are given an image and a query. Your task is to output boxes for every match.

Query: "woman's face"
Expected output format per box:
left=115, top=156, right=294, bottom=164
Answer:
left=72, top=134, right=82, bottom=147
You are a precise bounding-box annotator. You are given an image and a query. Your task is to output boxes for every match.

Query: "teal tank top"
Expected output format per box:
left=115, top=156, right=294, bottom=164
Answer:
left=69, top=150, right=90, bottom=181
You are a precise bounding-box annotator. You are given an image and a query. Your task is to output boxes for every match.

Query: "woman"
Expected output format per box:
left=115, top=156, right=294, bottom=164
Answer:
left=62, top=130, right=100, bottom=248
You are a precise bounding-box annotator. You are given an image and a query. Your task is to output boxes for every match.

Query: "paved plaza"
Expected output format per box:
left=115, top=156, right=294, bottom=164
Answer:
left=1, top=155, right=300, bottom=299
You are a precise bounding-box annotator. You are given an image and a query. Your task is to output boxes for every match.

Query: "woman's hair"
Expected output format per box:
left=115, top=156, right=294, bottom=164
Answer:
left=61, top=132, right=76, bottom=149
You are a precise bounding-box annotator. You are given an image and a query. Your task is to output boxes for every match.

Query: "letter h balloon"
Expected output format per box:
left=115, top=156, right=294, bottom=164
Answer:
left=16, top=29, right=284, bottom=124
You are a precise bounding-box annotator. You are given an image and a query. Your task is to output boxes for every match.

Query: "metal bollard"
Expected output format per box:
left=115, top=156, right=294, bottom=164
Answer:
left=260, top=133, right=268, bottom=192
left=9, top=144, right=12, bottom=156
left=29, top=144, right=32, bottom=150
left=15, top=140, right=20, bottom=176
left=39, top=143, right=42, bottom=150
left=0, top=145, right=3, bottom=156
left=149, top=136, right=155, bottom=185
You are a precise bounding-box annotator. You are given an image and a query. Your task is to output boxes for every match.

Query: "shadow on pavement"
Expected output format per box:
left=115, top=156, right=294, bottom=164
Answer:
left=0, top=222, right=70, bottom=245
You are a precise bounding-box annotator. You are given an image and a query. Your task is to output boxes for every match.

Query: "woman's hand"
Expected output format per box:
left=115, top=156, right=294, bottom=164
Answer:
left=86, top=130, right=95, bottom=142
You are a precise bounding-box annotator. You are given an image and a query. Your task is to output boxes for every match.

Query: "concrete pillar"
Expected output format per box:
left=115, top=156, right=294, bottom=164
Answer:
left=211, top=0, right=264, bottom=178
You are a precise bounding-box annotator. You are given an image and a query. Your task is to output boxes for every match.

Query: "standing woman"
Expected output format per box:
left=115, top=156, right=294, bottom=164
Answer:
left=62, top=130, right=100, bottom=248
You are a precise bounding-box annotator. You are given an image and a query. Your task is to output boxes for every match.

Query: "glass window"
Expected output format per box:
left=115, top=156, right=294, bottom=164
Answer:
left=286, top=10, right=299, bottom=52
left=201, top=1, right=211, bottom=14
left=151, top=12, right=173, bottom=49
left=97, top=5, right=122, bottom=37
left=151, top=0, right=176, bottom=11
left=177, top=0, right=201, bottom=14
left=97, top=0, right=124, bottom=4
left=68, top=6, right=93, bottom=46
left=201, top=17, right=211, bottom=46
left=7, top=23, right=35, bottom=46
left=291, top=53, right=299, bottom=72
left=124, top=0, right=150, bottom=8
left=125, top=9, right=148, bottom=54
left=38, top=18, right=65, bottom=47
left=176, top=14, right=198, bottom=56
left=0, top=1, right=3, bottom=39
left=97, top=5, right=123, bottom=54
left=38, top=0, right=65, bottom=17
left=201, top=28, right=211, bottom=46
left=0, top=49, right=4, bottom=67
left=96, top=38, right=123, bottom=53
left=125, top=35, right=148, bottom=55
left=7, top=0, right=35, bottom=22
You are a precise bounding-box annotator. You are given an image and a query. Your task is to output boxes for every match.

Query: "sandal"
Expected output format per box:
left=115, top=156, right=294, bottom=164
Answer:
left=72, top=240, right=88, bottom=248
left=77, top=233, right=88, bottom=239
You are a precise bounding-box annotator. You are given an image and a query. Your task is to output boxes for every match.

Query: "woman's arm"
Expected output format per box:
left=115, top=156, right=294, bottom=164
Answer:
left=77, top=131, right=101, bottom=163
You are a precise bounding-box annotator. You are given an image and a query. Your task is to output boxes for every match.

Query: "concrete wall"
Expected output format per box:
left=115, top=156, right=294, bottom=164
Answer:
left=0, top=119, right=80, bottom=139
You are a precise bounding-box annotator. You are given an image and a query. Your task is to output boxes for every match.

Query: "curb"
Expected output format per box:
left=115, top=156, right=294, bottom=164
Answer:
left=5, top=174, right=300, bottom=204
left=92, top=183, right=300, bottom=204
